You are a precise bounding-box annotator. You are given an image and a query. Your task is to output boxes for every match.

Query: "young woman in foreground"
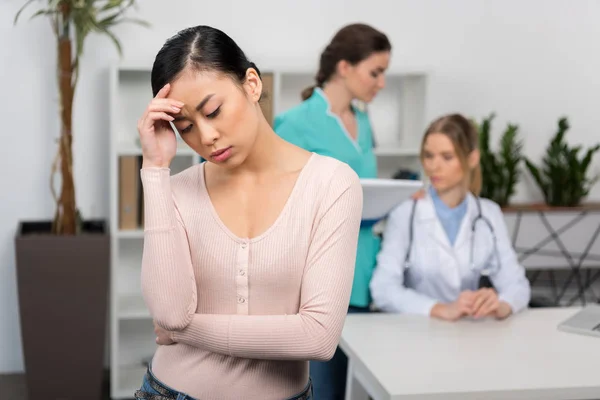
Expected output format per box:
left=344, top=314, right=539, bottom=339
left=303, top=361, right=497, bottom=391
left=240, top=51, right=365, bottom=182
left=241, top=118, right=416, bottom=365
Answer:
left=370, top=114, right=531, bottom=321
left=135, top=25, right=362, bottom=400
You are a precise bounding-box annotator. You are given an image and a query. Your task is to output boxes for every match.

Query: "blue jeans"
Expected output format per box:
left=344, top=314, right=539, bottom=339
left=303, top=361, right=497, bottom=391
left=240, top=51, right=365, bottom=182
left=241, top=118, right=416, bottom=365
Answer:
left=135, top=364, right=313, bottom=400
left=135, top=367, right=195, bottom=400
left=310, top=305, right=370, bottom=400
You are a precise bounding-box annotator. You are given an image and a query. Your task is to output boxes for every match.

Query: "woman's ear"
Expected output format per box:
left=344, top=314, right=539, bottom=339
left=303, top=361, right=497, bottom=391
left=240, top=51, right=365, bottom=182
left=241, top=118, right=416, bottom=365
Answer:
left=336, top=59, right=351, bottom=78
left=243, top=68, right=262, bottom=103
left=469, top=148, right=480, bottom=169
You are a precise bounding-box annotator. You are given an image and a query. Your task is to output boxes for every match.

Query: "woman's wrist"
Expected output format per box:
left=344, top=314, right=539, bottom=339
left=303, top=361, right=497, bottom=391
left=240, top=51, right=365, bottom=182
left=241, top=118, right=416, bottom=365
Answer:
left=142, top=158, right=170, bottom=169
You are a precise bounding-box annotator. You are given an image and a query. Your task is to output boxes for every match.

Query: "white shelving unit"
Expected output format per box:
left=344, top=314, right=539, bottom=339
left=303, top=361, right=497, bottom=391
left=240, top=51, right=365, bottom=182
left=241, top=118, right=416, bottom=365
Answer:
left=108, top=63, right=428, bottom=398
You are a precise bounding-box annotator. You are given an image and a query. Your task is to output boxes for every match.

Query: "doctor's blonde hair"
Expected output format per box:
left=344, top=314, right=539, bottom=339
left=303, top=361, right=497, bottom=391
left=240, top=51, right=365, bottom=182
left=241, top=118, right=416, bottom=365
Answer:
left=420, top=114, right=482, bottom=196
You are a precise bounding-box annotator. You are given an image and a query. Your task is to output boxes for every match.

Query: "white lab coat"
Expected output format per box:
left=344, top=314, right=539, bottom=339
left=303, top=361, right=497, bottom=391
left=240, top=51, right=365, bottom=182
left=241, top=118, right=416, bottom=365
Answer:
left=370, top=193, right=531, bottom=316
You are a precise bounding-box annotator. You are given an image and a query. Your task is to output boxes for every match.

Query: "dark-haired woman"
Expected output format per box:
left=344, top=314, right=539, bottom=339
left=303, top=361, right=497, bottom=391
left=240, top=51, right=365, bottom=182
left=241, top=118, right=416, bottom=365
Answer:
left=134, top=25, right=362, bottom=400
left=274, top=23, right=391, bottom=400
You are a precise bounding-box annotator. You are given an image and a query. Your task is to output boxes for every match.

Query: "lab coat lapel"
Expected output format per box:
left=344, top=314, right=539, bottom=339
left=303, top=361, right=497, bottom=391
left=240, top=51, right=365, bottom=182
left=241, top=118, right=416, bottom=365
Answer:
left=453, top=194, right=477, bottom=253
left=419, top=196, right=453, bottom=255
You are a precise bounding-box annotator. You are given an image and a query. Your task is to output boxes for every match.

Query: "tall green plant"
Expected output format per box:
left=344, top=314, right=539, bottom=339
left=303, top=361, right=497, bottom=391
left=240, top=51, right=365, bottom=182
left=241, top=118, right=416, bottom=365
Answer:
left=475, top=113, right=524, bottom=207
left=525, top=117, right=600, bottom=207
left=14, top=0, right=148, bottom=234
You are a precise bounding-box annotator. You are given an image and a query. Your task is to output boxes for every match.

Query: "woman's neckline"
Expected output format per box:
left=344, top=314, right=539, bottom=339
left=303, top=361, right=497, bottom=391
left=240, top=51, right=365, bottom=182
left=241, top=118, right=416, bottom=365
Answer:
left=199, top=153, right=316, bottom=244
left=429, top=186, right=468, bottom=212
left=313, top=88, right=362, bottom=149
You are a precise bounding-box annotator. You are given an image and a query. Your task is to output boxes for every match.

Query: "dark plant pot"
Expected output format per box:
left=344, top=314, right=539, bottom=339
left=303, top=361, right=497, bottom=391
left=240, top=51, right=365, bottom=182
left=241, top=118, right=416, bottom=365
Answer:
left=15, top=220, right=110, bottom=400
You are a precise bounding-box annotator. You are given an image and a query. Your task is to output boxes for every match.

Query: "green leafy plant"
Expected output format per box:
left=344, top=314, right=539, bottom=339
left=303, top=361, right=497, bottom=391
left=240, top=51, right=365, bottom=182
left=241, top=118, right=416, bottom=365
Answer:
left=524, top=117, right=600, bottom=207
left=14, top=0, right=148, bottom=234
left=475, top=113, right=524, bottom=207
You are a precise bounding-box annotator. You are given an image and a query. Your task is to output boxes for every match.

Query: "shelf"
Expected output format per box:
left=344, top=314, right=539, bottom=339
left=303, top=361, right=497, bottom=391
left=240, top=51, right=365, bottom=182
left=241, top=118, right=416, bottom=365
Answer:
left=118, top=294, right=150, bottom=320
left=114, top=364, right=147, bottom=399
left=374, top=147, right=420, bottom=157
left=117, top=229, right=144, bottom=239
left=114, top=319, right=155, bottom=398
left=116, top=141, right=198, bottom=157
left=115, top=240, right=143, bottom=295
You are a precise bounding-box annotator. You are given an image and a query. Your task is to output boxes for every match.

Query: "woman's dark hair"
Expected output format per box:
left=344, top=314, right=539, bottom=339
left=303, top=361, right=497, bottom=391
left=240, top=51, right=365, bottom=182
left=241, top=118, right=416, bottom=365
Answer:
left=151, top=25, right=260, bottom=97
left=301, top=23, right=391, bottom=100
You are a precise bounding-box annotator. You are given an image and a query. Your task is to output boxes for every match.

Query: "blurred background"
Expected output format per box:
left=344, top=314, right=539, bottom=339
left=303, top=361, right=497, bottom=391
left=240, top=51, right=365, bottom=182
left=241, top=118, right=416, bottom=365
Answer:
left=1, top=0, right=599, bottom=399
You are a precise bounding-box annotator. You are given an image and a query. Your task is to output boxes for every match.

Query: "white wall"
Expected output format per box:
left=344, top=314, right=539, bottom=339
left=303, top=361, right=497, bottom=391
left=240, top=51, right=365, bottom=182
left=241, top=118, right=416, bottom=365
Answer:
left=1, top=0, right=599, bottom=373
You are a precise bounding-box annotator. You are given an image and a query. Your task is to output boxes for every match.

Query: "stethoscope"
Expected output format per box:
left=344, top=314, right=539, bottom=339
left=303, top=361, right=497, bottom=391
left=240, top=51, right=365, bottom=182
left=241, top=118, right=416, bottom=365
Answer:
left=403, top=196, right=500, bottom=276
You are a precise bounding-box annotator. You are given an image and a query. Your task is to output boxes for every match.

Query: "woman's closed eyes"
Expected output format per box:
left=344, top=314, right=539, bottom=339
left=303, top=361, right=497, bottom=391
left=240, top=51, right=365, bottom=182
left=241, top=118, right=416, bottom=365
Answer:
left=206, top=106, right=221, bottom=119
left=423, top=152, right=455, bottom=161
left=178, top=106, right=222, bottom=134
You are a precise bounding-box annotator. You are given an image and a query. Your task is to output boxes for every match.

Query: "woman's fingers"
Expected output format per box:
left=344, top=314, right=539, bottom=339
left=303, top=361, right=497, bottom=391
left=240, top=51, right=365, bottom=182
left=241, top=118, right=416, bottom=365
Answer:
left=148, top=111, right=174, bottom=126
left=458, top=292, right=477, bottom=314
left=472, top=289, right=492, bottom=312
left=138, top=112, right=173, bottom=139
left=459, top=290, right=476, bottom=306
left=459, top=303, right=473, bottom=317
left=153, top=84, right=185, bottom=109
left=475, top=296, right=498, bottom=318
left=138, top=84, right=183, bottom=132
left=455, top=300, right=473, bottom=316
left=139, top=102, right=181, bottom=133
left=457, top=299, right=473, bottom=315
left=139, top=84, right=182, bottom=122
left=149, top=98, right=184, bottom=113
left=155, top=83, right=171, bottom=99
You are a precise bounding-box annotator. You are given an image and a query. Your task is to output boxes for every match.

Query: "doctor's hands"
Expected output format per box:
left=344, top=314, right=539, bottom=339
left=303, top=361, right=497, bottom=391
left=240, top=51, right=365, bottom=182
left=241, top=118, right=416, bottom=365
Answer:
left=431, top=289, right=513, bottom=321
left=472, top=288, right=499, bottom=318
left=471, top=288, right=513, bottom=319
left=137, top=83, right=183, bottom=169
left=431, top=290, right=476, bottom=321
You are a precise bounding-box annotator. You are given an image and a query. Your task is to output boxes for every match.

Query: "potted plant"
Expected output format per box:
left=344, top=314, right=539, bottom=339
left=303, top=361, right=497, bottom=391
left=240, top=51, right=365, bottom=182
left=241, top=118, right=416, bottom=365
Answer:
left=475, top=113, right=524, bottom=207
left=501, top=117, right=600, bottom=306
left=525, top=117, right=600, bottom=207
left=13, top=2, right=146, bottom=399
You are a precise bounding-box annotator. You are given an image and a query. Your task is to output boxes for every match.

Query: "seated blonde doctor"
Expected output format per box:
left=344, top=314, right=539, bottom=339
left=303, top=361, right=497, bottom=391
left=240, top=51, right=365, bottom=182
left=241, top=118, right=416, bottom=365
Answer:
left=370, top=113, right=531, bottom=321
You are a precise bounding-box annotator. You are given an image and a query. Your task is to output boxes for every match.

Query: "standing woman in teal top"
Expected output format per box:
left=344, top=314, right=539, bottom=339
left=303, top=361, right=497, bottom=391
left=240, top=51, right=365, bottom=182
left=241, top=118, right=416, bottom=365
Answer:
left=274, top=23, right=392, bottom=400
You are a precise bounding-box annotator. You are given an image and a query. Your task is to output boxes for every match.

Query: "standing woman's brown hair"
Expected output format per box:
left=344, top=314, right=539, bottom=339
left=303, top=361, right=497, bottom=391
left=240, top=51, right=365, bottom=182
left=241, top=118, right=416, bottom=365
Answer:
left=301, top=23, right=392, bottom=100
left=421, top=114, right=482, bottom=196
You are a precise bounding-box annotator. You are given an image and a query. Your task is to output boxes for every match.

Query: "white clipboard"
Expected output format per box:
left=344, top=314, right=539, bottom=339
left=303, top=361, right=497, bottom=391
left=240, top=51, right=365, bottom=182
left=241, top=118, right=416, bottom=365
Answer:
left=360, top=178, right=423, bottom=221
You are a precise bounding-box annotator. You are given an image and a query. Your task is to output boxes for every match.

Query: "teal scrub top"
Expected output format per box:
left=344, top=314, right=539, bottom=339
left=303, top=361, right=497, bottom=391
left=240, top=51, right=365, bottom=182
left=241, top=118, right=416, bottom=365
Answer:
left=274, top=88, right=381, bottom=308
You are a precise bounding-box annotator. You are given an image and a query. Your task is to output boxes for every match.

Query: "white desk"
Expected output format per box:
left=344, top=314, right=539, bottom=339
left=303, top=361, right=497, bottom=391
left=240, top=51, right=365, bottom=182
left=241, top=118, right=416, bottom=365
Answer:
left=340, top=308, right=600, bottom=400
